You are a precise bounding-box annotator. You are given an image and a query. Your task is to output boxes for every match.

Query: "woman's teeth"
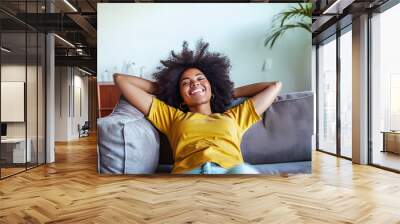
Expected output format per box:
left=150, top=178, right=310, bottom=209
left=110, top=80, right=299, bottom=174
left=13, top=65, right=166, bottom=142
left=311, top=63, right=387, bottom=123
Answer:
left=190, top=88, right=204, bottom=95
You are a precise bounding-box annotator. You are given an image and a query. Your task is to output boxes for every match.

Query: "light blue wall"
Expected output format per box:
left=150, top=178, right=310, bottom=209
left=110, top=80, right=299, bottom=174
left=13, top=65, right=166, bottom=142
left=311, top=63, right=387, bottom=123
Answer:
left=98, top=3, right=311, bottom=93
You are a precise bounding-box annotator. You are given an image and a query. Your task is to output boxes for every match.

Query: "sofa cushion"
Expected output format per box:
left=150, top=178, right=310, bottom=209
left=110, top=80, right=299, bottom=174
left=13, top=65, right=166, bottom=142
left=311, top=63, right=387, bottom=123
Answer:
left=97, top=98, right=160, bottom=174
left=241, top=91, right=313, bottom=164
left=155, top=161, right=311, bottom=174
left=254, top=161, right=311, bottom=175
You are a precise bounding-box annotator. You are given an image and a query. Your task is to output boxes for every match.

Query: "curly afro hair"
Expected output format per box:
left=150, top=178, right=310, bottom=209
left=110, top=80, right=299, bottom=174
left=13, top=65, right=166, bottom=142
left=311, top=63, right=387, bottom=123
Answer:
left=153, top=40, right=234, bottom=113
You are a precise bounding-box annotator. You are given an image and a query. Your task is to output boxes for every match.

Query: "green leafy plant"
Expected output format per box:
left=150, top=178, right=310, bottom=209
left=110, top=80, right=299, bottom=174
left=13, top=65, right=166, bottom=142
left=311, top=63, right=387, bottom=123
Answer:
left=264, top=3, right=312, bottom=49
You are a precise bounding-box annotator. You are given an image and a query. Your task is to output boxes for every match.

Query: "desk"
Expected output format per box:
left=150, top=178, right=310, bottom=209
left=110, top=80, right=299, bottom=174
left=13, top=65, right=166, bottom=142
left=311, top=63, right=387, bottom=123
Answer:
left=382, top=131, right=400, bottom=154
left=1, top=138, right=31, bottom=163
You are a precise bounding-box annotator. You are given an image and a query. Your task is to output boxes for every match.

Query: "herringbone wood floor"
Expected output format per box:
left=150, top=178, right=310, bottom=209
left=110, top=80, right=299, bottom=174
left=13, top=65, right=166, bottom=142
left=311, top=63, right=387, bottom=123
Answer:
left=1, top=134, right=400, bottom=224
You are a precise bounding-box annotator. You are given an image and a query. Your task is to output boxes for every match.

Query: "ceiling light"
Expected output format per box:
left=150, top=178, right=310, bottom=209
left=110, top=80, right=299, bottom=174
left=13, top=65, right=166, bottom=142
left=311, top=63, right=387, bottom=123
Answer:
left=76, top=48, right=85, bottom=55
left=1, top=47, right=11, bottom=53
left=78, top=67, right=92, bottom=76
left=322, top=0, right=354, bottom=15
left=63, top=0, right=78, bottom=12
left=54, top=34, right=75, bottom=48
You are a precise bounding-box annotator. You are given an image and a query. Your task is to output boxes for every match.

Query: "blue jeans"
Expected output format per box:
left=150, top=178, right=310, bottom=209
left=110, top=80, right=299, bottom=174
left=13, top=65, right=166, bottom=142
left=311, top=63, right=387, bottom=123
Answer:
left=183, top=162, right=260, bottom=174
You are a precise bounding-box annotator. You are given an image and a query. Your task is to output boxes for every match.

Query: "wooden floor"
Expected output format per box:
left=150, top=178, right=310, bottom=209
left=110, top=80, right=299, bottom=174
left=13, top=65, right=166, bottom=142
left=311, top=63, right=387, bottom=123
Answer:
left=1, top=162, right=45, bottom=178
left=1, top=167, right=26, bottom=178
left=372, top=150, right=400, bottom=171
left=1, top=135, right=400, bottom=223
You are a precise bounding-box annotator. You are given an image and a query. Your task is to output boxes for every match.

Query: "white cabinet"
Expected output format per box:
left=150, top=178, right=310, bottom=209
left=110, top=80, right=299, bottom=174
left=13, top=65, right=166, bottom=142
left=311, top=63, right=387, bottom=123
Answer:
left=1, top=138, right=32, bottom=163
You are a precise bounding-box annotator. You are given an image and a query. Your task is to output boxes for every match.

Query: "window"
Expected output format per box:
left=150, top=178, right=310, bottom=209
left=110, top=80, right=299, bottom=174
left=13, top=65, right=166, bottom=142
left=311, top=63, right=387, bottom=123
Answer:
left=390, top=74, right=400, bottom=130
left=317, top=36, right=337, bottom=154
left=370, top=2, right=400, bottom=171
left=340, top=28, right=352, bottom=158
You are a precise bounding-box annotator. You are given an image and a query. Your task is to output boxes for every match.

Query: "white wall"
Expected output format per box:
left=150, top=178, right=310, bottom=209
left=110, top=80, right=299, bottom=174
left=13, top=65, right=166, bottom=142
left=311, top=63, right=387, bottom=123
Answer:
left=72, top=73, right=89, bottom=138
left=98, top=3, right=311, bottom=93
left=54, top=67, right=89, bottom=141
left=1, top=65, right=26, bottom=141
left=55, top=67, right=68, bottom=141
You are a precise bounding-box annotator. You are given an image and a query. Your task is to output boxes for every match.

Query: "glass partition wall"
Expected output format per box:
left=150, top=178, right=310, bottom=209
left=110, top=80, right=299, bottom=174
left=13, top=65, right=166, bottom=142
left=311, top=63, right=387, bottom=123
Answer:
left=0, top=30, right=27, bottom=177
left=0, top=1, right=46, bottom=179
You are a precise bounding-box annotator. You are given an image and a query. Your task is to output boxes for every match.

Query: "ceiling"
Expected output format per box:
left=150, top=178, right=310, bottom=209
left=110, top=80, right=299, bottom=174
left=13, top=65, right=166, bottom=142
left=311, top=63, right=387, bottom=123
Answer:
left=0, top=0, right=392, bottom=75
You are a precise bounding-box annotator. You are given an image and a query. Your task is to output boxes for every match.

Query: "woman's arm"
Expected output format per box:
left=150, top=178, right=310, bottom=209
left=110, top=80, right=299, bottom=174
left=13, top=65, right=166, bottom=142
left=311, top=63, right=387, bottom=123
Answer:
left=233, top=81, right=282, bottom=115
left=113, top=73, right=156, bottom=116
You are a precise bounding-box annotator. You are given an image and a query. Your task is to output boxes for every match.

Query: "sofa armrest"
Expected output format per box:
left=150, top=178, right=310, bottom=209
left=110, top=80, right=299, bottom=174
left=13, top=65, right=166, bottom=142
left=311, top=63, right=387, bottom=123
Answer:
left=97, top=98, right=160, bottom=174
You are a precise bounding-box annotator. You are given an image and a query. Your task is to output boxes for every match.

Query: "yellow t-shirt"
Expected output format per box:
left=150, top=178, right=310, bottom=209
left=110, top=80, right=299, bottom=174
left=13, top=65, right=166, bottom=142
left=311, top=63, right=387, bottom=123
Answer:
left=146, top=97, right=261, bottom=173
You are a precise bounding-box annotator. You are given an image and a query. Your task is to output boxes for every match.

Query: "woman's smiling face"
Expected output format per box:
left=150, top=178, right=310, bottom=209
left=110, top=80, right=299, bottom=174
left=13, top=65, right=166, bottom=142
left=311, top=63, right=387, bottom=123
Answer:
left=179, top=68, right=212, bottom=109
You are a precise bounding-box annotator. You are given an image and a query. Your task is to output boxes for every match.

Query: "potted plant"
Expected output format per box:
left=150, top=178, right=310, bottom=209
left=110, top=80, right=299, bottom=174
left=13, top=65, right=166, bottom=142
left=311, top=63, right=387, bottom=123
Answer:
left=264, top=3, right=312, bottom=49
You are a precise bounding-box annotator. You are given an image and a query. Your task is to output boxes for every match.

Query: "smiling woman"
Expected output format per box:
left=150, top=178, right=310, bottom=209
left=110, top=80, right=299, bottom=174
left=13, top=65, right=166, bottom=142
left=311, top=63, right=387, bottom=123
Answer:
left=154, top=40, right=234, bottom=114
left=113, top=40, right=282, bottom=174
left=179, top=69, right=213, bottom=115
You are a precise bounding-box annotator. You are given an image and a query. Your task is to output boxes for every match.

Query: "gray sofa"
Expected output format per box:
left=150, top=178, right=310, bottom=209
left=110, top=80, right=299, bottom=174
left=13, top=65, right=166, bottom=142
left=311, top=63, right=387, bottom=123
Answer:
left=97, top=91, right=314, bottom=175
